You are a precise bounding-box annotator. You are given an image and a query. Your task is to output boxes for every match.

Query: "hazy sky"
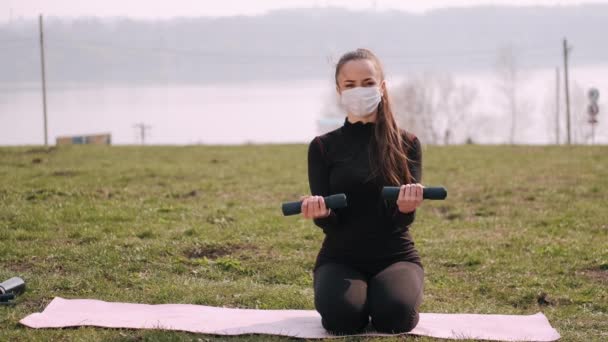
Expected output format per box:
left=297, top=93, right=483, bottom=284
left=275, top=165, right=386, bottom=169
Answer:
left=4, top=0, right=606, bottom=20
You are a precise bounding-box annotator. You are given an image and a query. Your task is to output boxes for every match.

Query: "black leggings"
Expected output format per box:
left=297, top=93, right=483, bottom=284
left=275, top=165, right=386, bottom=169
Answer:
left=313, top=261, right=424, bottom=335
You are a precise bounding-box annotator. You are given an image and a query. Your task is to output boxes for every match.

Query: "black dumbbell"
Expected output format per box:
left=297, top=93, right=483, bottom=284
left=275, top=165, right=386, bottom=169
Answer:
left=0, top=277, right=25, bottom=306
left=282, top=194, right=347, bottom=216
left=382, top=186, right=447, bottom=201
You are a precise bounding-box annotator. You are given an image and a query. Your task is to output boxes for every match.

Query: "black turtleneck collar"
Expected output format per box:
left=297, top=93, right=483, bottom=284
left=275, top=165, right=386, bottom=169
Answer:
left=342, top=117, right=375, bottom=137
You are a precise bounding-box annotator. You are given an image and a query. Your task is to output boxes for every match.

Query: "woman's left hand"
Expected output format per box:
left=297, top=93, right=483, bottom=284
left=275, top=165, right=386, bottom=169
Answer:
left=396, top=183, right=424, bottom=214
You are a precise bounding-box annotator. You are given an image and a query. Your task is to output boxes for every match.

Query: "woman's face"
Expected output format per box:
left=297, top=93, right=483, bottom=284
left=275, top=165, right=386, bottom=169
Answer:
left=336, top=59, right=386, bottom=95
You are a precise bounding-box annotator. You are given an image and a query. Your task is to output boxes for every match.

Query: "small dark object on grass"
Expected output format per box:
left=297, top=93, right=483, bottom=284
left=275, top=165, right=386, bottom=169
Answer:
left=0, top=277, right=26, bottom=306
left=537, top=292, right=553, bottom=306
left=0, top=277, right=25, bottom=295
left=184, top=190, right=199, bottom=197
left=0, top=293, right=15, bottom=304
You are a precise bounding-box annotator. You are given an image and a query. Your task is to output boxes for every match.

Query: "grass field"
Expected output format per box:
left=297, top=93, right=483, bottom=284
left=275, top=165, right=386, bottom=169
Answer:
left=0, top=144, right=606, bottom=341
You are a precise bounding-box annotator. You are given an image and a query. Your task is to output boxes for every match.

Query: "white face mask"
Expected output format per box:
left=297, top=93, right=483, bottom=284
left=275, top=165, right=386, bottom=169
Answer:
left=339, top=86, right=382, bottom=117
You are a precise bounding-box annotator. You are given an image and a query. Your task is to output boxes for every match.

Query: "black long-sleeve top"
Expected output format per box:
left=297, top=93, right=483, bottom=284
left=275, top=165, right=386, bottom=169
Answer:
left=308, top=117, right=423, bottom=272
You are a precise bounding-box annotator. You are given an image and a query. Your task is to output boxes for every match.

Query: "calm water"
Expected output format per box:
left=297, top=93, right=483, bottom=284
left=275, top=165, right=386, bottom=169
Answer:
left=1, top=65, right=606, bottom=145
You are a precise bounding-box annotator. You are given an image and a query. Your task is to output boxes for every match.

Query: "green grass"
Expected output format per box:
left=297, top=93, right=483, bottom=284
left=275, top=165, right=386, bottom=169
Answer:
left=0, top=144, right=607, bottom=342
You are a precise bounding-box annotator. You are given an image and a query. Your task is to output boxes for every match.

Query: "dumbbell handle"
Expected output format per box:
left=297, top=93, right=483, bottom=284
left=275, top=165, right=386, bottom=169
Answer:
left=282, top=193, right=347, bottom=216
left=382, top=186, right=447, bottom=201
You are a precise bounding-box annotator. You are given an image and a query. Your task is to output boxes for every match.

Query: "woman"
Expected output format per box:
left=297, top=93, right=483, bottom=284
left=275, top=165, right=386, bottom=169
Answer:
left=300, top=48, right=424, bottom=335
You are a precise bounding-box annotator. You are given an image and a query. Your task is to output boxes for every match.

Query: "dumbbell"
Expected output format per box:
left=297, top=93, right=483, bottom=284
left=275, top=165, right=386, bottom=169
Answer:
left=281, top=194, right=347, bottom=216
left=382, top=186, right=447, bottom=201
left=0, top=277, right=25, bottom=306
left=0, top=277, right=25, bottom=295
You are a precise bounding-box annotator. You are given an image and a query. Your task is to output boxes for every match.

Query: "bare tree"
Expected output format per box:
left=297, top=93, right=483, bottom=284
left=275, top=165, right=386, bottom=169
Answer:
left=495, top=45, right=530, bottom=144
left=542, top=79, right=562, bottom=144
left=392, top=72, right=477, bottom=145
left=445, top=81, right=477, bottom=145
left=436, top=73, right=456, bottom=144
left=391, top=73, right=440, bottom=144
left=570, top=81, right=590, bottom=144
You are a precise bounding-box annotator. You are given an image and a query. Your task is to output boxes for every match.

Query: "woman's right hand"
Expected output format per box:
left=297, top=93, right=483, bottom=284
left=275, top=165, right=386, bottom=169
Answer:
left=300, top=195, right=331, bottom=219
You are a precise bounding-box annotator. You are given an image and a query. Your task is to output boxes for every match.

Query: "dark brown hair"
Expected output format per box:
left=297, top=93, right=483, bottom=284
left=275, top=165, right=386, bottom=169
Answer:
left=335, top=48, right=414, bottom=185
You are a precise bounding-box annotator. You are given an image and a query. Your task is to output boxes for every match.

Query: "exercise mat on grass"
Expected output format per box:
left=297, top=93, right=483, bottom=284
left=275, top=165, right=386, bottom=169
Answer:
left=21, top=297, right=560, bottom=341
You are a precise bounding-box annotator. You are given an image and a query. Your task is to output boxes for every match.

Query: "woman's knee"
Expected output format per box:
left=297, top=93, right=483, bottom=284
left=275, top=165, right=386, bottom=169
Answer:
left=315, top=291, right=369, bottom=334
left=370, top=302, right=419, bottom=333
left=320, top=309, right=369, bottom=335
left=368, top=261, right=424, bottom=333
left=313, top=263, right=370, bottom=334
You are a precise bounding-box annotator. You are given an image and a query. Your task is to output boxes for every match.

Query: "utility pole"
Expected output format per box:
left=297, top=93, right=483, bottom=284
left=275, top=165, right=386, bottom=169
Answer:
left=555, top=67, right=560, bottom=145
left=563, top=38, right=572, bottom=145
left=39, top=14, right=48, bottom=146
left=587, top=88, right=600, bottom=145
left=133, top=123, right=152, bottom=145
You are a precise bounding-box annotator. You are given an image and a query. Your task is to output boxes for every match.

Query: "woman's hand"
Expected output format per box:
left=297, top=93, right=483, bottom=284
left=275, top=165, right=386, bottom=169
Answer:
left=300, top=195, right=331, bottom=219
left=396, top=183, right=424, bottom=214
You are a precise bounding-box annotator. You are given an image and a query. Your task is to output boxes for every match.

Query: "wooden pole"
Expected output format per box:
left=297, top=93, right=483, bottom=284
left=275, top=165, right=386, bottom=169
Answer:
left=39, top=14, right=48, bottom=146
left=563, top=39, right=571, bottom=145
left=555, top=67, right=560, bottom=145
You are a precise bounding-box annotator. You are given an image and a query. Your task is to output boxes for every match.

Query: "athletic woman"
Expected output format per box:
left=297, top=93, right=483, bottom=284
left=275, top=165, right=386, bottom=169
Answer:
left=300, top=48, right=424, bottom=335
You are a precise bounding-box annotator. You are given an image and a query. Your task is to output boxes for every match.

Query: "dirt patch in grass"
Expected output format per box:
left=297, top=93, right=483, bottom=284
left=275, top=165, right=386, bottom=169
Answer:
left=25, top=189, right=68, bottom=201
left=580, top=264, right=608, bottom=283
left=166, top=189, right=200, bottom=199
left=19, top=296, right=52, bottom=312
left=95, top=188, right=114, bottom=199
left=474, top=207, right=496, bottom=217
left=206, top=211, right=236, bottom=226
left=432, top=205, right=463, bottom=220
left=184, top=242, right=256, bottom=260
left=4, top=260, right=37, bottom=274
left=24, top=147, right=56, bottom=154
left=136, top=230, right=155, bottom=239
left=52, top=170, right=79, bottom=177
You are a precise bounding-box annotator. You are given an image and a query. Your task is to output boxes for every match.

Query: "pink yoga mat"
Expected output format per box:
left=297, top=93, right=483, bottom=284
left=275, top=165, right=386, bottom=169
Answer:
left=21, top=297, right=560, bottom=341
